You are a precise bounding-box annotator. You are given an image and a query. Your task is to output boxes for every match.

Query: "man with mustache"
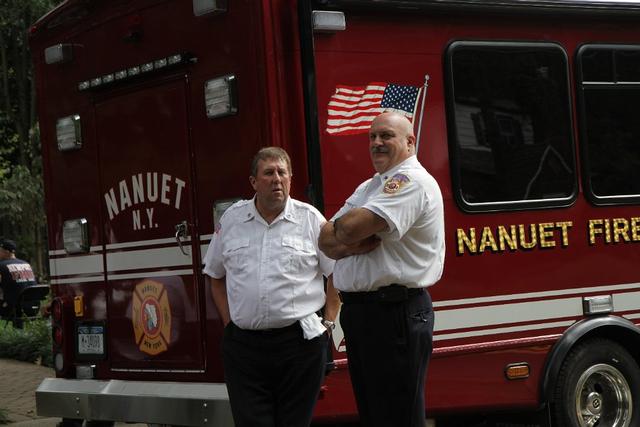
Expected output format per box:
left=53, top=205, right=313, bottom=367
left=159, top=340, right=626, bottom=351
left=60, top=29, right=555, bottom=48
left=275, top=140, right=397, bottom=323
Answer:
left=319, top=112, right=445, bottom=427
left=203, top=147, right=341, bottom=427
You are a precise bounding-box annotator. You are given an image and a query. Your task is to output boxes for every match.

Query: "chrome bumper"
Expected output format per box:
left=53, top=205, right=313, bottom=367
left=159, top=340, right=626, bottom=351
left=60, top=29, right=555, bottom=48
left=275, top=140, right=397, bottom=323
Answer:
left=36, top=378, right=233, bottom=426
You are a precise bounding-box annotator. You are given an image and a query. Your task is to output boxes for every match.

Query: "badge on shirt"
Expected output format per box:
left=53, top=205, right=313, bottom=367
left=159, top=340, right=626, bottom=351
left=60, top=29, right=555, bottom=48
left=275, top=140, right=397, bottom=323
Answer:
left=383, top=173, right=410, bottom=194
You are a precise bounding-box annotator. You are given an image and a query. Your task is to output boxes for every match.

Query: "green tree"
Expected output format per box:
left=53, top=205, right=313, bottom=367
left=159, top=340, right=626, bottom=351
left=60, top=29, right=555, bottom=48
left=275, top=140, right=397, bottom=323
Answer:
left=0, top=0, right=61, bottom=279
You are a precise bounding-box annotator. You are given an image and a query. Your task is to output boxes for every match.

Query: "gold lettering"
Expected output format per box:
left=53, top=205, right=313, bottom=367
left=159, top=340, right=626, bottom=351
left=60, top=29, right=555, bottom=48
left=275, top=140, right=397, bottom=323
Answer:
left=518, top=224, right=537, bottom=249
left=555, top=221, right=572, bottom=247
left=612, top=218, right=630, bottom=243
left=479, top=227, right=498, bottom=253
left=538, top=222, right=556, bottom=248
left=632, top=217, right=640, bottom=242
left=589, top=219, right=603, bottom=245
left=498, top=225, right=517, bottom=251
left=457, top=228, right=477, bottom=255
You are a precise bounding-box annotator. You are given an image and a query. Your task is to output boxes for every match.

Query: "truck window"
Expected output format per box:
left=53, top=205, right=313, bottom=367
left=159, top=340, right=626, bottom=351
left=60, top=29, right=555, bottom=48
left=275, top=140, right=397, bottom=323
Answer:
left=577, top=44, right=640, bottom=204
left=446, top=42, right=576, bottom=211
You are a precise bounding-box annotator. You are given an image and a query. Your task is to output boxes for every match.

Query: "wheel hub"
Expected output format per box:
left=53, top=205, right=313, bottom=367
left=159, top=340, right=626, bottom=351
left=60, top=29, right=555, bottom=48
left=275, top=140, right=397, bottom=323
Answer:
left=575, top=363, right=632, bottom=427
left=585, top=391, right=603, bottom=416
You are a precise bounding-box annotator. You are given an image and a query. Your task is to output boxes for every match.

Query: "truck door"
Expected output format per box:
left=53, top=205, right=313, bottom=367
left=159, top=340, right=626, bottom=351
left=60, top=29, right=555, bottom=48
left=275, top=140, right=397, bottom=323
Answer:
left=95, top=76, right=204, bottom=370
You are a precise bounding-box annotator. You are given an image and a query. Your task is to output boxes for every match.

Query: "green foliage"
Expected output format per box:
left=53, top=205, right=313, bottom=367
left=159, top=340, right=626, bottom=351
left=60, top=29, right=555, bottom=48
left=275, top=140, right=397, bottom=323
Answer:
left=0, top=162, right=44, bottom=220
left=0, top=162, right=45, bottom=262
left=0, top=0, right=61, bottom=278
left=0, top=318, right=52, bottom=367
left=0, top=6, right=60, bottom=419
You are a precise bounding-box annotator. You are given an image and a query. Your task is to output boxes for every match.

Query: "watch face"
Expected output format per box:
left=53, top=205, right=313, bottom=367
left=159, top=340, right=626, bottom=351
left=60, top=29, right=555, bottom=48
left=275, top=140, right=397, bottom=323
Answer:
left=323, top=320, right=335, bottom=329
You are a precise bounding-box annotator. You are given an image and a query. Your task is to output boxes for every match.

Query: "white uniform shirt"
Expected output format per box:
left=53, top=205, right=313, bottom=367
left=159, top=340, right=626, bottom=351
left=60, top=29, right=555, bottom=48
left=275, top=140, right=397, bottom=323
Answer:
left=203, top=197, right=334, bottom=330
left=332, top=155, right=445, bottom=292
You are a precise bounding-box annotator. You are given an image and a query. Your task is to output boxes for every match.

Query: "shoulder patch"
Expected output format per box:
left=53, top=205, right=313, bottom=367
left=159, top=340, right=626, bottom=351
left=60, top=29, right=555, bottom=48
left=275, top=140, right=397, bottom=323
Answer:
left=383, top=173, right=411, bottom=194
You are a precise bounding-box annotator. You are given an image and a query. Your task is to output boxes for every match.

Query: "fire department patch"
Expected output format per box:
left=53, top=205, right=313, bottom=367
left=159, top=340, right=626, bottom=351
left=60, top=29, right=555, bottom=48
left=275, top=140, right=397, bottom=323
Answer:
left=383, top=173, right=410, bottom=194
left=132, top=280, right=172, bottom=356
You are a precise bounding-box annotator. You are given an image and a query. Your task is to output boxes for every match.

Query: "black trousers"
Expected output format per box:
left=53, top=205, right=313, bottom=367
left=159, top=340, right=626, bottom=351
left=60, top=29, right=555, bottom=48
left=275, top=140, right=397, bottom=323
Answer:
left=340, top=289, right=434, bottom=427
left=222, top=321, right=328, bottom=427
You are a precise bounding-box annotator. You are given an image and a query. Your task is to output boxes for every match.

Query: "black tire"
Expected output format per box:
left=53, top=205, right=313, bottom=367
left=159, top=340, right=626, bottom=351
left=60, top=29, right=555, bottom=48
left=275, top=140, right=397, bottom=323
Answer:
left=551, top=338, right=640, bottom=427
left=56, top=419, right=83, bottom=427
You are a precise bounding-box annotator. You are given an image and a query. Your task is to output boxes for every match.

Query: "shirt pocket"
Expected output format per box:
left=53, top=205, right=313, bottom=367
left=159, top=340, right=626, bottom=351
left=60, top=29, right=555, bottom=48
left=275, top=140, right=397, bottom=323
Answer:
left=222, top=238, right=250, bottom=275
left=281, top=235, right=317, bottom=272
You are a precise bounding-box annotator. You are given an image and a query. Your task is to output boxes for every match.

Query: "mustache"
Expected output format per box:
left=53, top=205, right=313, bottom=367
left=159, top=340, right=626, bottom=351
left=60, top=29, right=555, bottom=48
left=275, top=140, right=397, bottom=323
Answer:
left=371, top=146, right=389, bottom=154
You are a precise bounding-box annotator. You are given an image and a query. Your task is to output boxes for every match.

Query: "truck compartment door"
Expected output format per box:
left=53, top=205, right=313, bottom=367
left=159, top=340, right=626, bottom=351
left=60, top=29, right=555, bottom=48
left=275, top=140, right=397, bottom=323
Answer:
left=95, top=77, right=204, bottom=370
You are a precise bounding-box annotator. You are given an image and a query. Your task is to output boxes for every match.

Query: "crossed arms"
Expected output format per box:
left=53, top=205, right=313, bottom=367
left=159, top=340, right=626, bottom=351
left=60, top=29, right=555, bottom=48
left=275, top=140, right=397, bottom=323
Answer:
left=208, top=207, right=387, bottom=327
left=318, top=207, right=387, bottom=260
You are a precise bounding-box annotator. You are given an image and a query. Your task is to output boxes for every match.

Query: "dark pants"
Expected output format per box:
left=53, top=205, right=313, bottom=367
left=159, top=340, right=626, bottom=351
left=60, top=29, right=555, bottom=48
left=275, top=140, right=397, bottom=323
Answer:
left=222, top=321, right=328, bottom=427
left=0, top=283, right=19, bottom=314
left=340, top=289, right=434, bottom=427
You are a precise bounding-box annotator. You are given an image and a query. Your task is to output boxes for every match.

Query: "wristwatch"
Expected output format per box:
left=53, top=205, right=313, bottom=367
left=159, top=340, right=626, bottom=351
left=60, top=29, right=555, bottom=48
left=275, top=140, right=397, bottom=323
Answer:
left=322, top=319, right=336, bottom=330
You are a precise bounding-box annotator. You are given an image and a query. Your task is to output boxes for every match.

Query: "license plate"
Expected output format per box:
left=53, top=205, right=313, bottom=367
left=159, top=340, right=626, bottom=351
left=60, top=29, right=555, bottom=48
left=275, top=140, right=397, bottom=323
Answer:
left=77, top=325, right=105, bottom=355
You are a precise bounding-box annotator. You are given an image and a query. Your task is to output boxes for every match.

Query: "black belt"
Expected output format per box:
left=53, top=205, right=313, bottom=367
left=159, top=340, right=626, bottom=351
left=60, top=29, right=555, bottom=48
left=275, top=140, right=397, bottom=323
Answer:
left=230, top=321, right=301, bottom=337
left=340, top=284, right=424, bottom=304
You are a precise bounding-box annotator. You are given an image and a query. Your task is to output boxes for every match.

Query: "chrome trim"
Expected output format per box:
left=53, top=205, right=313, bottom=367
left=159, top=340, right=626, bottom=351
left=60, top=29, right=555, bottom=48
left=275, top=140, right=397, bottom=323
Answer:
left=36, top=378, right=232, bottom=426
left=315, top=0, right=640, bottom=14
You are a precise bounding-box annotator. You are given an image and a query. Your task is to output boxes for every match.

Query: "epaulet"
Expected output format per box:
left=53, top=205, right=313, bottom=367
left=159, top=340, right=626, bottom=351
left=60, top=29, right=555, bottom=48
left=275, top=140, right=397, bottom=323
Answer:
left=356, top=177, right=374, bottom=193
left=290, top=198, right=321, bottom=217
left=219, top=199, right=250, bottom=222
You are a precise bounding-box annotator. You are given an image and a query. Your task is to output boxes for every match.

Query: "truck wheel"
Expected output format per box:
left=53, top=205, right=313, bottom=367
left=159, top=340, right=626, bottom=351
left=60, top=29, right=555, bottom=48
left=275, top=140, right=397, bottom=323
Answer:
left=56, top=418, right=83, bottom=427
left=551, top=338, right=640, bottom=427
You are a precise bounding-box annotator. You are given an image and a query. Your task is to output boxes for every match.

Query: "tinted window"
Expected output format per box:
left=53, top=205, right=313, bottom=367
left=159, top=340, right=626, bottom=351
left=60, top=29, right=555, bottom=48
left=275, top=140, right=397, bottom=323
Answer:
left=616, top=50, right=640, bottom=82
left=447, top=42, right=575, bottom=208
left=581, top=49, right=614, bottom=82
left=579, top=45, right=640, bottom=201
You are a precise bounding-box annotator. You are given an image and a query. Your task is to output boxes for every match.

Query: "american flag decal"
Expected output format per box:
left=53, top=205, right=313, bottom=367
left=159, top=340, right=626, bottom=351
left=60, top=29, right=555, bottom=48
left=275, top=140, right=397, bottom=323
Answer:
left=326, top=82, right=421, bottom=136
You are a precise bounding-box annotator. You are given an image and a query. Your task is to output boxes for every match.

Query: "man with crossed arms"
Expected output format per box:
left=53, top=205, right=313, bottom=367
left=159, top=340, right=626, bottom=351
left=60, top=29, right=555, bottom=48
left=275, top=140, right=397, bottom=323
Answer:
left=319, top=112, right=445, bottom=427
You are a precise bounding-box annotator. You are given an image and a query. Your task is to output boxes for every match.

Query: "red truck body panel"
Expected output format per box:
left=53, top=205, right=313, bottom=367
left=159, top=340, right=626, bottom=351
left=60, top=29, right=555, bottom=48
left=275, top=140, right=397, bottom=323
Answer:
left=30, top=0, right=640, bottom=424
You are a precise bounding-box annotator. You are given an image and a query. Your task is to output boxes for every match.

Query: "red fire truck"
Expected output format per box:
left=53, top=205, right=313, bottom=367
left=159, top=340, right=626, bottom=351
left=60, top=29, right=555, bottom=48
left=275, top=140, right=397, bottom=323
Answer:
left=30, top=0, right=640, bottom=425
